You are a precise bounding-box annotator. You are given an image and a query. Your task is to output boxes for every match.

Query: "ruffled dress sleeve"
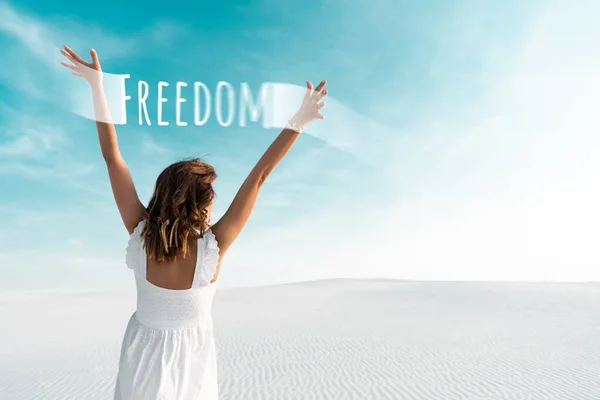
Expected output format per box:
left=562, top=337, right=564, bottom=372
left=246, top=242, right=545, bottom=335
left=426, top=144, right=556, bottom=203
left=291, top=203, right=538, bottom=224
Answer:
left=198, top=229, right=220, bottom=286
left=125, top=220, right=146, bottom=272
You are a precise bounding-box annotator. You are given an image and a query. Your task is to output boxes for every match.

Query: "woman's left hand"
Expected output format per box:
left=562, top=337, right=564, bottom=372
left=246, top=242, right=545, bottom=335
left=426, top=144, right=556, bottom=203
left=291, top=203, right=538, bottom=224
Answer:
left=60, top=45, right=103, bottom=89
left=288, top=79, right=328, bottom=132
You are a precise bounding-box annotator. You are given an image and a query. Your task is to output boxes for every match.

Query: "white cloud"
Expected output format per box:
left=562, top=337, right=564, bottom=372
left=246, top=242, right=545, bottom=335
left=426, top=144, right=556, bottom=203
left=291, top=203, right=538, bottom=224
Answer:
left=0, top=161, right=94, bottom=179
left=0, top=1, right=184, bottom=63
left=139, top=133, right=172, bottom=155
left=2, top=0, right=598, bottom=288
left=352, top=2, right=600, bottom=282
left=0, top=101, right=98, bottom=181
left=0, top=1, right=189, bottom=107
left=0, top=2, right=56, bottom=59
left=0, top=251, right=127, bottom=290
left=0, top=126, right=65, bottom=157
left=220, top=1, right=600, bottom=285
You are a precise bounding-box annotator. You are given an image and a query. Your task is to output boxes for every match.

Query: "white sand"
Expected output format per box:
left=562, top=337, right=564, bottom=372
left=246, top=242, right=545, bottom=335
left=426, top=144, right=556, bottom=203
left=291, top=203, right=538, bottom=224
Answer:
left=0, top=279, right=598, bottom=399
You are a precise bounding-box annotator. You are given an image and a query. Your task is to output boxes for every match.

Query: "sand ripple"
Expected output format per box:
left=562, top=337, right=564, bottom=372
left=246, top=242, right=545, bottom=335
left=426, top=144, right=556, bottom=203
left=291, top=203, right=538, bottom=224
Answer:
left=0, top=280, right=598, bottom=399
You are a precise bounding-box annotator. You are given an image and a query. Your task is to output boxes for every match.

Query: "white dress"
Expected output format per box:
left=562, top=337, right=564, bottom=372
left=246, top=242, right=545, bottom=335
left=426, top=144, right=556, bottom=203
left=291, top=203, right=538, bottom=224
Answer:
left=114, top=220, right=220, bottom=400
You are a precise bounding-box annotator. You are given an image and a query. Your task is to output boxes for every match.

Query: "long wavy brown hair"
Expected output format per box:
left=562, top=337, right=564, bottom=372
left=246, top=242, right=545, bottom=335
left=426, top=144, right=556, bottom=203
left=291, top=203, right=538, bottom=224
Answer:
left=141, top=158, right=217, bottom=263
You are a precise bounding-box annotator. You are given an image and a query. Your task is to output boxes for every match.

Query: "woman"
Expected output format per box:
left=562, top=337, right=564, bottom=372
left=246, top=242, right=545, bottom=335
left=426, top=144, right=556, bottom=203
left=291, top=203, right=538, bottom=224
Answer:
left=60, top=45, right=327, bottom=399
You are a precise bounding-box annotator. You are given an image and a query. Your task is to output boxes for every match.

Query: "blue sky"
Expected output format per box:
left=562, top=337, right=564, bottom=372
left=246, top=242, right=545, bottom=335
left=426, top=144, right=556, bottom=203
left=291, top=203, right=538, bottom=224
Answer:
left=1, top=0, right=600, bottom=290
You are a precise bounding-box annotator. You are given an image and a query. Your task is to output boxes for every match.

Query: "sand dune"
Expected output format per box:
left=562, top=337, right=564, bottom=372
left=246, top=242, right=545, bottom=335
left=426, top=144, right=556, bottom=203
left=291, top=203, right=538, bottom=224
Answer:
left=0, top=279, right=598, bottom=399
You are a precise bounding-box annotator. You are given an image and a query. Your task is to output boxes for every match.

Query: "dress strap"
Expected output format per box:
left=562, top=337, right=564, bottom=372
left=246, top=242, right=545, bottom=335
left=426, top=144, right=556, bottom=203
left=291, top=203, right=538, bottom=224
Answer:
left=139, top=232, right=147, bottom=279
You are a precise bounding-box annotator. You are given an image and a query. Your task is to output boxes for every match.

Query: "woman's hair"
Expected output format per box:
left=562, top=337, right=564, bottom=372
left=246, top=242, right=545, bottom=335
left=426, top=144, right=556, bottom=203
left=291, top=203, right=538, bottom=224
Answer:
left=141, top=158, right=217, bottom=263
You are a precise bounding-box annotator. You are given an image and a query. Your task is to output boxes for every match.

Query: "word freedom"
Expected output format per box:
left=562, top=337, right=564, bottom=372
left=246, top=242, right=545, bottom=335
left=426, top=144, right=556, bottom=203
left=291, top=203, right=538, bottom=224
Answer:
left=120, top=77, right=268, bottom=127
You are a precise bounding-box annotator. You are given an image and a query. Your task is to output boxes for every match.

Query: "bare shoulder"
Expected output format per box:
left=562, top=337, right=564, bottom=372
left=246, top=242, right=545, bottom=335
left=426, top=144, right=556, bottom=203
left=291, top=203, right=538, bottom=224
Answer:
left=125, top=214, right=146, bottom=236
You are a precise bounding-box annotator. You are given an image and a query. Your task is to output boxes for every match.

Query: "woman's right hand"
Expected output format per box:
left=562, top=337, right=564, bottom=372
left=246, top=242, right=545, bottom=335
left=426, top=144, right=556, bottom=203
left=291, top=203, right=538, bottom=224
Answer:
left=60, top=45, right=103, bottom=89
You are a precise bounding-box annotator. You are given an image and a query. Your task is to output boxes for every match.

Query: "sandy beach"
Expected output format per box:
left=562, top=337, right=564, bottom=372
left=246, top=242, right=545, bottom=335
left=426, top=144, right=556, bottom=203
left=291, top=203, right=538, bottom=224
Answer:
left=0, top=279, right=598, bottom=399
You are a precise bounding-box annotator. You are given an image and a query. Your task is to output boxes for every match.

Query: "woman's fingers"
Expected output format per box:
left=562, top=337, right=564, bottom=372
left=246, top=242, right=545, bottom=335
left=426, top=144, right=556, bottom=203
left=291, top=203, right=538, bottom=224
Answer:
left=317, top=89, right=328, bottom=101
left=305, top=80, right=314, bottom=97
left=304, top=79, right=327, bottom=101
left=89, top=49, right=101, bottom=68
left=71, top=72, right=83, bottom=78
left=60, top=49, right=74, bottom=62
left=314, top=79, right=326, bottom=94
left=63, top=45, right=89, bottom=67
left=300, top=79, right=327, bottom=121
left=60, top=61, right=77, bottom=72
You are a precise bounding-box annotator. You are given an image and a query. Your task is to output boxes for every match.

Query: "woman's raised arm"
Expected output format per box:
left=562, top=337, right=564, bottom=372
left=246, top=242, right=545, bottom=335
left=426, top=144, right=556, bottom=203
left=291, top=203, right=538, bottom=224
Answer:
left=212, top=79, right=328, bottom=255
left=60, top=45, right=145, bottom=234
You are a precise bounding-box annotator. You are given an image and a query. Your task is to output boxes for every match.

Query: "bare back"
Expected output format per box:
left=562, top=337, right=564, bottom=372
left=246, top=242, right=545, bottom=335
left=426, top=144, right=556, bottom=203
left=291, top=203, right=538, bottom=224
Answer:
left=145, top=238, right=199, bottom=290
left=145, top=234, right=221, bottom=290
